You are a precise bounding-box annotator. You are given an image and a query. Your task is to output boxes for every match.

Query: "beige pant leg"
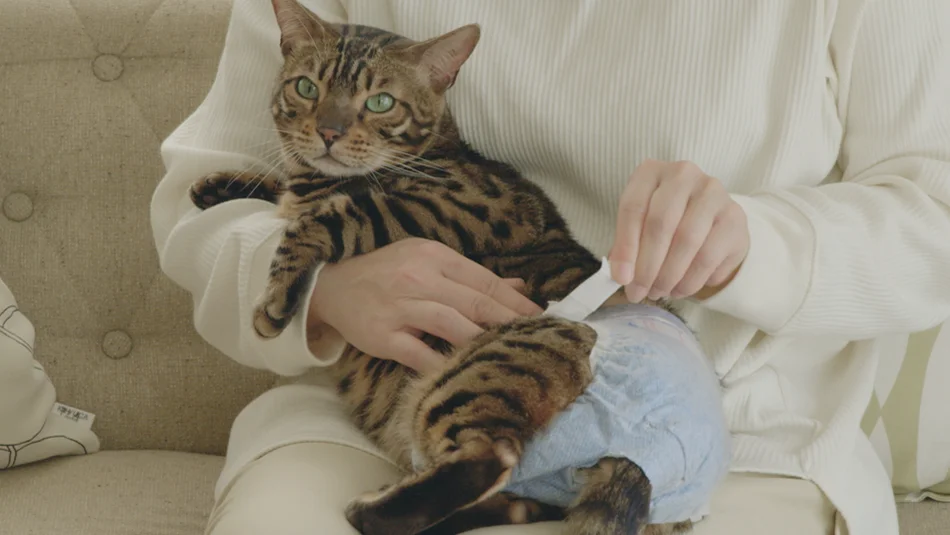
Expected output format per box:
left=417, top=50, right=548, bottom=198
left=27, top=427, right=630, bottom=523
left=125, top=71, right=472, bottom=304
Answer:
left=465, top=474, right=837, bottom=535
left=687, top=474, right=837, bottom=535
left=206, top=442, right=402, bottom=535
left=205, top=443, right=839, bottom=535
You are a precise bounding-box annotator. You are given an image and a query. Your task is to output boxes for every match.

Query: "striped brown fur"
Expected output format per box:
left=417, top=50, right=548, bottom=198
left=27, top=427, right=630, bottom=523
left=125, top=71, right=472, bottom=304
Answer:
left=189, top=1, right=690, bottom=533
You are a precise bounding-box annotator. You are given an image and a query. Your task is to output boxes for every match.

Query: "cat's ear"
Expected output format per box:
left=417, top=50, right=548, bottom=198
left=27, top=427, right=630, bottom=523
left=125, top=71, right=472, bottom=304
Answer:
left=271, top=0, right=338, bottom=55
left=403, top=24, right=481, bottom=93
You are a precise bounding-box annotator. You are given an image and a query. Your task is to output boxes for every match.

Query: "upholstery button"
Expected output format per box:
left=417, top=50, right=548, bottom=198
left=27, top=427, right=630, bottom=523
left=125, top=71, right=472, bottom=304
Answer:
left=92, top=54, right=124, bottom=82
left=101, top=330, right=133, bottom=359
left=2, top=192, right=33, bottom=222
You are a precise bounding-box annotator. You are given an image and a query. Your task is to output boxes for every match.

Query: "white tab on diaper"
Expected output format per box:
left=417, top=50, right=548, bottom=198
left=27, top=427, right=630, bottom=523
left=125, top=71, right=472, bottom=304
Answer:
left=543, top=257, right=622, bottom=322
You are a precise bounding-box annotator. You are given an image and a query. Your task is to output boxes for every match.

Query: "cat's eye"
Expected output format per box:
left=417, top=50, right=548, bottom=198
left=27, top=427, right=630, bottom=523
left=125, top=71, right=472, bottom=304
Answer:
left=295, top=77, right=319, bottom=100
left=365, top=92, right=395, bottom=113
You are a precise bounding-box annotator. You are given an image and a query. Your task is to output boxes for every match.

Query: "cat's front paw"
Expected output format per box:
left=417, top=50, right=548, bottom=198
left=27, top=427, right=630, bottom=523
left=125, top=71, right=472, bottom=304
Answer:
left=251, top=279, right=302, bottom=339
left=252, top=296, right=292, bottom=339
left=190, top=172, right=242, bottom=209
left=190, top=171, right=279, bottom=210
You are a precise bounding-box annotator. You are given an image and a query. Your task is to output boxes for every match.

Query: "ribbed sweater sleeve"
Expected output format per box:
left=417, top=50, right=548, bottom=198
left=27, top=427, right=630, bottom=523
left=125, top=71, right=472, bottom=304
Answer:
left=702, top=0, right=950, bottom=337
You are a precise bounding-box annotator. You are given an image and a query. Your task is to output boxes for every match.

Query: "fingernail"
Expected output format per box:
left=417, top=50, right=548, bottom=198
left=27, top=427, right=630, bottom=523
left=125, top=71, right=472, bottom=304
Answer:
left=669, top=291, right=685, bottom=299
left=612, top=261, right=635, bottom=285
left=647, top=289, right=666, bottom=301
left=627, top=284, right=649, bottom=303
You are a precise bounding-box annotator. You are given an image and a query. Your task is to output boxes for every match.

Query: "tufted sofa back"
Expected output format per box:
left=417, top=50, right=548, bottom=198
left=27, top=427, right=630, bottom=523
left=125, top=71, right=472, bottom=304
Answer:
left=0, top=0, right=278, bottom=454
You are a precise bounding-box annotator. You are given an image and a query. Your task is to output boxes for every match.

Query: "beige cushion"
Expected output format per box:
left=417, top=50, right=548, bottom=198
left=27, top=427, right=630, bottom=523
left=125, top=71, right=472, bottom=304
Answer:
left=0, top=0, right=277, bottom=455
left=862, top=325, right=950, bottom=501
left=0, top=450, right=222, bottom=535
left=898, top=501, right=950, bottom=535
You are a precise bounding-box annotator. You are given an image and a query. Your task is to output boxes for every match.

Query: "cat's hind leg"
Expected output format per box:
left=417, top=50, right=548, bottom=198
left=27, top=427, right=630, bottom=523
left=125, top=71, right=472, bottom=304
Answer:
left=566, top=457, right=692, bottom=535
left=344, top=436, right=521, bottom=535
left=643, top=521, right=694, bottom=535
left=416, top=492, right=564, bottom=535
left=344, top=316, right=596, bottom=534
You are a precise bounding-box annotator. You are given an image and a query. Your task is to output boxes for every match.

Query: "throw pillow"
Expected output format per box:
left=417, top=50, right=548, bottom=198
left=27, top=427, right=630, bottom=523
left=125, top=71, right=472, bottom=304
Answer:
left=0, top=276, right=100, bottom=469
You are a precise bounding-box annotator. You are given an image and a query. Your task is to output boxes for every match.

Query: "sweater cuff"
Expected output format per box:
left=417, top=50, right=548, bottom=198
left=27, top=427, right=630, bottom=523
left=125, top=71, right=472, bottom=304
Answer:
left=247, top=233, right=346, bottom=375
left=304, top=262, right=347, bottom=365
left=697, top=193, right=815, bottom=333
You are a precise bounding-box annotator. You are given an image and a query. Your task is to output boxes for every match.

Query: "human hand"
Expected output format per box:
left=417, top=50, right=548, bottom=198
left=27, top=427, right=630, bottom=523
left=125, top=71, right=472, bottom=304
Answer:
left=608, top=160, right=750, bottom=303
left=309, top=238, right=543, bottom=373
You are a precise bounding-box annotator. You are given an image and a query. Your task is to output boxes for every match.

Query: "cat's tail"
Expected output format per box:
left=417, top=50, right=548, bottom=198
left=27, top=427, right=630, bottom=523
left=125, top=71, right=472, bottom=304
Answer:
left=566, top=457, right=693, bottom=535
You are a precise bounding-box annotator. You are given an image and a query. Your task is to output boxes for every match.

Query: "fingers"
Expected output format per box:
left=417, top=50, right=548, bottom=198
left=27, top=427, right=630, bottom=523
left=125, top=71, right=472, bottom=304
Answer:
left=389, top=276, right=534, bottom=373
left=707, top=252, right=744, bottom=287
left=503, top=278, right=526, bottom=291
left=403, top=299, right=484, bottom=347
left=648, top=183, right=723, bottom=299
left=609, top=160, right=748, bottom=302
left=610, top=161, right=660, bottom=285
left=387, top=332, right=448, bottom=374
left=627, top=173, right=695, bottom=302
left=441, top=257, right=543, bottom=317
left=427, top=278, right=528, bottom=328
left=669, top=221, right=735, bottom=298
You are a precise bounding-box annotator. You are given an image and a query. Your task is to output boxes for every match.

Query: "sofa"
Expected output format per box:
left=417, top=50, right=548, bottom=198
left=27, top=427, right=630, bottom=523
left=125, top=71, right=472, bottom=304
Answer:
left=0, top=0, right=947, bottom=533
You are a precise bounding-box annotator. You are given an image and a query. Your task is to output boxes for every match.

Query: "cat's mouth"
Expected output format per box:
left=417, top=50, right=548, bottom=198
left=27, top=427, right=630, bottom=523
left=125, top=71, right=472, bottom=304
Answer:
left=308, top=153, right=365, bottom=177
left=315, top=153, right=345, bottom=165
left=284, top=145, right=361, bottom=177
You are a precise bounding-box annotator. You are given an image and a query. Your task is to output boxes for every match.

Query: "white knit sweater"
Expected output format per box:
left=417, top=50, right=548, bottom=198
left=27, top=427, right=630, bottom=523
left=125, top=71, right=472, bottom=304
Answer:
left=150, top=1, right=950, bottom=533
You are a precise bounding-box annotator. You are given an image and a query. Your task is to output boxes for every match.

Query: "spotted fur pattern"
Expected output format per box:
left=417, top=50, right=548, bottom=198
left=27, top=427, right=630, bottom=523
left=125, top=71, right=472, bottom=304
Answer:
left=189, top=1, right=691, bottom=533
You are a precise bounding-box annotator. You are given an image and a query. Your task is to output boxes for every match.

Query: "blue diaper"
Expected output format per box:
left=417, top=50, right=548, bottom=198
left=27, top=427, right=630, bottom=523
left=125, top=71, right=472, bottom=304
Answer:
left=502, top=303, right=731, bottom=524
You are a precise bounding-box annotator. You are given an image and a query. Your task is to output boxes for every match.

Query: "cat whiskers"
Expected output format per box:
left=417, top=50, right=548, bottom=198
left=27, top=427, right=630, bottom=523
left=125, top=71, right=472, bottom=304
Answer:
left=213, top=142, right=288, bottom=197
left=377, top=160, right=441, bottom=180
left=365, top=170, right=385, bottom=192
left=379, top=147, right=448, bottom=174
left=363, top=148, right=446, bottom=181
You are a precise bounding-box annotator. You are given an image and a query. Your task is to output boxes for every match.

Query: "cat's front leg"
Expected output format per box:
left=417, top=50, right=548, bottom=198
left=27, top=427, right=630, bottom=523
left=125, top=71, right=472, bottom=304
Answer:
left=251, top=195, right=379, bottom=338
left=189, top=170, right=281, bottom=209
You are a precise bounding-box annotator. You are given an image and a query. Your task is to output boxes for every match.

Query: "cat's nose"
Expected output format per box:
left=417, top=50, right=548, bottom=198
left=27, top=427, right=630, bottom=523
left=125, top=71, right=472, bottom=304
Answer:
left=318, top=127, right=344, bottom=146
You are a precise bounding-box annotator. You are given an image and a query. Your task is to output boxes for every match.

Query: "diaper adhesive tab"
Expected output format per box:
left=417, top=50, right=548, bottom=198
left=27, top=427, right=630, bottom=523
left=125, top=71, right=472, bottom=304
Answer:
left=543, top=258, right=623, bottom=322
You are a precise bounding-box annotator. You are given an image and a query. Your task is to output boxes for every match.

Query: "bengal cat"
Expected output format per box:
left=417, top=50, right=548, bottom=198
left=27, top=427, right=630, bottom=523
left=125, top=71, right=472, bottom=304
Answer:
left=189, top=1, right=692, bottom=534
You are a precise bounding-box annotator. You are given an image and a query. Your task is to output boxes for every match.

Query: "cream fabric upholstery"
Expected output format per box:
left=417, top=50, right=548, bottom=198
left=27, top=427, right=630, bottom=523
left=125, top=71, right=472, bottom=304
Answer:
left=0, top=0, right=276, bottom=455
left=0, top=451, right=222, bottom=534
left=0, top=0, right=945, bottom=533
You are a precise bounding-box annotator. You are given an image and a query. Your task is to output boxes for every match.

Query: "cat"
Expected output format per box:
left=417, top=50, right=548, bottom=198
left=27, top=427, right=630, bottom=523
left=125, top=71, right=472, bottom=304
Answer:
left=189, top=1, right=693, bottom=534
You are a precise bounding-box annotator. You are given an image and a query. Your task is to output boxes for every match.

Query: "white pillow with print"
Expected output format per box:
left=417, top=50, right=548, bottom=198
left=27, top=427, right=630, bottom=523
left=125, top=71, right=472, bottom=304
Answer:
left=0, top=276, right=99, bottom=469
